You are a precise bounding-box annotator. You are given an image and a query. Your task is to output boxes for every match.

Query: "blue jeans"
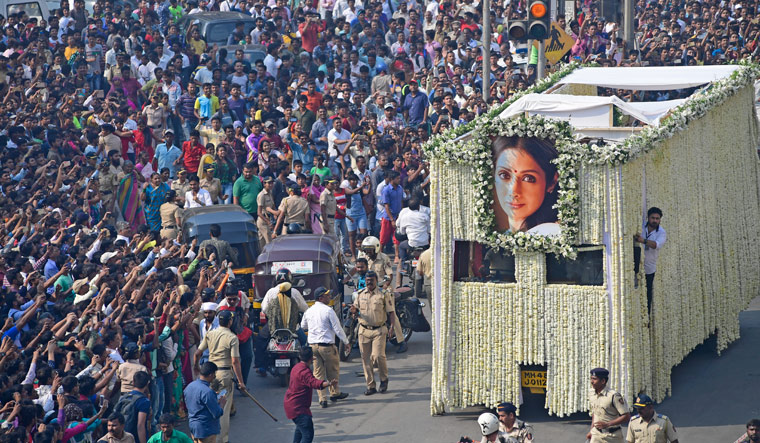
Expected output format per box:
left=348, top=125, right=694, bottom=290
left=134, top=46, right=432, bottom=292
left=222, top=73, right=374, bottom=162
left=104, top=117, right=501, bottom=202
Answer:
left=335, top=217, right=349, bottom=252
left=150, top=375, right=164, bottom=427
left=221, top=183, right=233, bottom=204
left=182, top=119, right=197, bottom=142
left=239, top=337, right=253, bottom=385
left=87, top=73, right=102, bottom=91
left=292, top=414, right=314, bottom=443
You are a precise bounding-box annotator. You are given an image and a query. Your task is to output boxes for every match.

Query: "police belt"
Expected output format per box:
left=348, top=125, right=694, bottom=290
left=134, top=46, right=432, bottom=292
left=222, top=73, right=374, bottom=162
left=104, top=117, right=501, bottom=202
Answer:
left=600, top=426, right=621, bottom=433
left=359, top=323, right=383, bottom=330
left=311, top=343, right=334, bottom=347
left=163, top=225, right=177, bottom=229
left=326, top=214, right=335, bottom=218
left=216, top=366, right=232, bottom=371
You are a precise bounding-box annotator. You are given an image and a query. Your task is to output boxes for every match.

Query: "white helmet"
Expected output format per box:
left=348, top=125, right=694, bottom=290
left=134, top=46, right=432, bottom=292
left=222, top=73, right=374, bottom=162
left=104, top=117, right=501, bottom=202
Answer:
left=361, top=236, right=381, bottom=254
left=477, top=413, right=500, bottom=436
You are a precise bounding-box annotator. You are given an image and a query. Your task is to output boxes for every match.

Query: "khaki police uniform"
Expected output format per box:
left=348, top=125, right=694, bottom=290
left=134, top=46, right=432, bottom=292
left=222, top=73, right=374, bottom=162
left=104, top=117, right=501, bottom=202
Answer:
left=99, top=164, right=121, bottom=210
left=359, top=251, right=405, bottom=344
left=500, top=419, right=534, bottom=443
left=256, top=188, right=275, bottom=246
left=171, top=179, right=191, bottom=205
left=197, top=326, right=240, bottom=443
left=159, top=202, right=182, bottom=240
left=626, top=413, right=679, bottom=443
left=200, top=177, right=223, bottom=204
left=319, top=188, right=337, bottom=234
left=278, top=195, right=309, bottom=234
left=355, top=286, right=394, bottom=389
left=589, top=386, right=630, bottom=443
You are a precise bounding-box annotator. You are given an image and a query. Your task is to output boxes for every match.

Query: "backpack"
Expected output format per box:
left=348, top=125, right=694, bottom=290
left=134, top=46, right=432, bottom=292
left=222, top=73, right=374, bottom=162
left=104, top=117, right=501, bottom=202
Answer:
left=113, top=391, right=146, bottom=437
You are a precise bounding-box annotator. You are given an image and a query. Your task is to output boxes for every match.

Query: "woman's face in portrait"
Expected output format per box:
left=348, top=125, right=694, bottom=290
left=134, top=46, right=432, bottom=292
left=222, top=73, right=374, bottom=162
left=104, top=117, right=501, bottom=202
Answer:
left=492, top=138, right=558, bottom=233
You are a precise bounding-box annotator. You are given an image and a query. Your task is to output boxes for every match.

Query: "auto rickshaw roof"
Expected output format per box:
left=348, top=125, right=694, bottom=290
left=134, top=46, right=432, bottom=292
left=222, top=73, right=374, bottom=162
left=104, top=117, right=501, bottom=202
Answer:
left=256, top=234, right=338, bottom=265
left=182, top=205, right=257, bottom=243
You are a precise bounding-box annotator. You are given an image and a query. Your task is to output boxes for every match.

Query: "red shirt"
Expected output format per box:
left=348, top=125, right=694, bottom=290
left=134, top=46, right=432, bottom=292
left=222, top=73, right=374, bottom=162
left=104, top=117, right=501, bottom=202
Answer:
left=305, top=91, right=323, bottom=113
left=283, top=361, right=324, bottom=420
left=182, top=141, right=204, bottom=173
left=298, top=21, right=324, bottom=53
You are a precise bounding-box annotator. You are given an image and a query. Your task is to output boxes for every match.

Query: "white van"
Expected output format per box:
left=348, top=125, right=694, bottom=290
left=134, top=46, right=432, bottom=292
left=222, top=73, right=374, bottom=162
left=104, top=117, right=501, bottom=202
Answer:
left=2, top=0, right=51, bottom=20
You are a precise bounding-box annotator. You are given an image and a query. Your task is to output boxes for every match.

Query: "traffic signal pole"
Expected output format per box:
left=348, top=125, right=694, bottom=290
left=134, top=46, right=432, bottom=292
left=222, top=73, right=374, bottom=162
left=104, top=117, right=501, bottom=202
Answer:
left=483, top=0, right=491, bottom=102
left=538, top=40, right=545, bottom=78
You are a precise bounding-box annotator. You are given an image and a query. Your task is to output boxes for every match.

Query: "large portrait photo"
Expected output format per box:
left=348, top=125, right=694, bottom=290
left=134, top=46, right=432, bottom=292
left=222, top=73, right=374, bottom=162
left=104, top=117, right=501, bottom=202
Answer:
left=491, top=136, right=561, bottom=236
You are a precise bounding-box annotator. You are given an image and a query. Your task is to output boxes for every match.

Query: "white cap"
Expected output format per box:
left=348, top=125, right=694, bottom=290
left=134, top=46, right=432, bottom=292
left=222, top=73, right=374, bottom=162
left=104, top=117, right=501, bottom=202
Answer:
left=201, top=302, right=218, bottom=312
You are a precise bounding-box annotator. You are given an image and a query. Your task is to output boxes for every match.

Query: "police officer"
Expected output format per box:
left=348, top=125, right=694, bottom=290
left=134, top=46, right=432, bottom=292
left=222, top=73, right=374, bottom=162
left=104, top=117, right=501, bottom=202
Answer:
left=350, top=271, right=394, bottom=395
left=319, top=178, right=338, bottom=234
left=496, top=402, right=534, bottom=443
left=357, top=236, right=407, bottom=353
left=274, top=183, right=310, bottom=235
left=256, top=176, right=278, bottom=247
left=626, top=394, right=679, bottom=443
left=194, top=310, right=246, bottom=443
left=587, top=368, right=630, bottom=443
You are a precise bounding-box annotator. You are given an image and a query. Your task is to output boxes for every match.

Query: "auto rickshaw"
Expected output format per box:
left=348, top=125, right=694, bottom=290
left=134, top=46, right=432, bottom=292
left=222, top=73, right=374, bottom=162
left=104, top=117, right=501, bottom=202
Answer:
left=181, top=205, right=259, bottom=292
left=251, top=234, right=345, bottom=316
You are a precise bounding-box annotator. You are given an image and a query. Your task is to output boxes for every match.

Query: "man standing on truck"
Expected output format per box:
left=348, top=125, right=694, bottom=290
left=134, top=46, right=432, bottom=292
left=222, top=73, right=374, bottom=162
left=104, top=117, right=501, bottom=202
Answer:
left=587, top=368, right=630, bottom=443
left=634, top=207, right=666, bottom=314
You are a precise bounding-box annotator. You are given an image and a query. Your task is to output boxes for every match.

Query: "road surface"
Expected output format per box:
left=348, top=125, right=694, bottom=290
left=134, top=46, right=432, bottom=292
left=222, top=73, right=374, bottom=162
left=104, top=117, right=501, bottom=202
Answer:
left=222, top=295, right=760, bottom=442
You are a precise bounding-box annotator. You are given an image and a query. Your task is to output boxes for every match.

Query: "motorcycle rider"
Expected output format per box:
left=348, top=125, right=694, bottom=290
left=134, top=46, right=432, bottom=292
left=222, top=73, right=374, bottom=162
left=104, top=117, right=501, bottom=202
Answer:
left=258, top=269, right=309, bottom=376
left=356, top=236, right=407, bottom=353
left=478, top=412, right=515, bottom=443
left=264, top=281, right=301, bottom=335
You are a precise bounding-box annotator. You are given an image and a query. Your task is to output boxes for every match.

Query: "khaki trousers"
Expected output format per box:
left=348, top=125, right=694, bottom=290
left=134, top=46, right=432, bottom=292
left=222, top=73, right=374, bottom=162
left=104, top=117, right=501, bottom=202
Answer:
left=321, top=217, right=335, bottom=235
left=311, top=344, right=340, bottom=402
left=192, top=436, right=217, bottom=443
left=256, top=218, right=272, bottom=248
left=358, top=325, right=388, bottom=389
left=590, top=428, right=624, bottom=443
left=215, top=370, right=234, bottom=443
left=160, top=228, right=178, bottom=241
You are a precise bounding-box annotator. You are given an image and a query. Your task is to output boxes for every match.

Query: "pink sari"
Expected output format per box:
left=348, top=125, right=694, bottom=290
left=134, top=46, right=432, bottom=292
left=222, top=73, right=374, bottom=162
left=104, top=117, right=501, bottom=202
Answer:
left=308, top=184, right=324, bottom=234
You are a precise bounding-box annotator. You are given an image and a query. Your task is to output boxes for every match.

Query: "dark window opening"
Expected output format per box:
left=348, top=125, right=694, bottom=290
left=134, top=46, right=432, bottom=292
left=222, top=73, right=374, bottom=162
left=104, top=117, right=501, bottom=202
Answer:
left=453, top=241, right=516, bottom=283
left=546, top=247, right=604, bottom=286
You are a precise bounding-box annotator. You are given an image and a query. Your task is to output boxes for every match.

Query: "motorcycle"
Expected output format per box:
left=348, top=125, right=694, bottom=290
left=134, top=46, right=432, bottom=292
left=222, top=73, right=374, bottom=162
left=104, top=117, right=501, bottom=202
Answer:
left=265, top=328, right=301, bottom=387
left=401, top=245, right=429, bottom=299
left=339, top=279, right=429, bottom=361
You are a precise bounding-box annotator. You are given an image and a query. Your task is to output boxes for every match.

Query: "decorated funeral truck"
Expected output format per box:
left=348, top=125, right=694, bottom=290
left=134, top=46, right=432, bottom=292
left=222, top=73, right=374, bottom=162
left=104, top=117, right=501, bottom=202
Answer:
left=425, top=64, right=760, bottom=416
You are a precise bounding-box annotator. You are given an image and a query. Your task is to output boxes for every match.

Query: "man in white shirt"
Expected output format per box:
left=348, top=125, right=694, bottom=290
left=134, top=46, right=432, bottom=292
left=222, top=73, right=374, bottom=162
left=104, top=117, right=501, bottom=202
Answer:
left=634, top=207, right=666, bottom=313
left=263, top=46, right=282, bottom=78
left=300, top=287, right=349, bottom=408
left=184, top=175, right=213, bottom=208
left=395, top=198, right=430, bottom=285
left=327, top=116, right=351, bottom=177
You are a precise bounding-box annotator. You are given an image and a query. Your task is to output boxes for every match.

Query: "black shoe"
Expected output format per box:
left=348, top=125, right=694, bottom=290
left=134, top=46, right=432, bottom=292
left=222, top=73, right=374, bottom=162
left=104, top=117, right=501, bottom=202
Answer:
left=256, top=368, right=267, bottom=377
left=379, top=380, right=388, bottom=393
left=396, top=341, right=408, bottom=353
left=320, top=401, right=328, bottom=408
left=330, top=392, right=349, bottom=402
left=364, top=388, right=377, bottom=396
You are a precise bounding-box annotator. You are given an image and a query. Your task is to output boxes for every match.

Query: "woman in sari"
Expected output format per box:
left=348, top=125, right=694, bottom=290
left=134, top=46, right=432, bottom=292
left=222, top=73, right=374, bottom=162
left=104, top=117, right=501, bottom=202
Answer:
left=116, top=160, right=147, bottom=230
left=307, top=174, right=324, bottom=234
left=143, top=172, right=171, bottom=233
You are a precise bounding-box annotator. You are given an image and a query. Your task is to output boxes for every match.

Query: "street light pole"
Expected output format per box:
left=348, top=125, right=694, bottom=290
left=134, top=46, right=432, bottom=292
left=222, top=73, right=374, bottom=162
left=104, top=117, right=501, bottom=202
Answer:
left=624, top=0, right=634, bottom=49
left=482, top=0, right=491, bottom=102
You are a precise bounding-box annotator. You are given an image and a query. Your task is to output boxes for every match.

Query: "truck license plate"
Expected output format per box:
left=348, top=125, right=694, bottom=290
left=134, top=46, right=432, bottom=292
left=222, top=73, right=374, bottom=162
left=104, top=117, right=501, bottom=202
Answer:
left=275, top=359, right=290, bottom=368
left=521, top=370, right=546, bottom=391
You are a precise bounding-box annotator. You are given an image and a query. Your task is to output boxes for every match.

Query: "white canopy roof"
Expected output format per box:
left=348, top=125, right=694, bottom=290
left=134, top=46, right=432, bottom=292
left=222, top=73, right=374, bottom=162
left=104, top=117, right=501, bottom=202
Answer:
left=498, top=94, right=685, bottom=128
left=556, top=65, right=741, bottom=90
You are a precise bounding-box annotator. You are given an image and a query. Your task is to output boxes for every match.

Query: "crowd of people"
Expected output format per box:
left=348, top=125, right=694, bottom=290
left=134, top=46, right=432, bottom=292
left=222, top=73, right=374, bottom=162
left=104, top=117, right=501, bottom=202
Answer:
left=0, top=0, right=758, bottom=442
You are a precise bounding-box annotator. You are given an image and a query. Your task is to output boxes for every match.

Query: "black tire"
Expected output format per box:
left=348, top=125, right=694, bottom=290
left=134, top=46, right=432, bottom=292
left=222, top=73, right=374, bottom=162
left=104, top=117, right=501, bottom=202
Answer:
left=279, top=371, right=289, bottom=387
left=397, top=304, right=414, bottom=342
